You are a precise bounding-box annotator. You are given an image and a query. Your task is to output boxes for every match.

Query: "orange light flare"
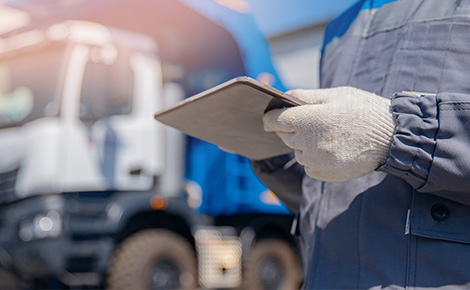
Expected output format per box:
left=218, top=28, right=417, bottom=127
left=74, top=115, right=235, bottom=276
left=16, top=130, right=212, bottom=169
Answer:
left=150, top=195, right=168, bottom=210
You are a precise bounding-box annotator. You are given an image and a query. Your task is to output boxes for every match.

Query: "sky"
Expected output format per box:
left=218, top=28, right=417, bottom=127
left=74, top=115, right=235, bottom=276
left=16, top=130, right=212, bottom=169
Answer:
left=245, top=0, right=358, bottom=36
left=0, top=0, right=359, bottom=37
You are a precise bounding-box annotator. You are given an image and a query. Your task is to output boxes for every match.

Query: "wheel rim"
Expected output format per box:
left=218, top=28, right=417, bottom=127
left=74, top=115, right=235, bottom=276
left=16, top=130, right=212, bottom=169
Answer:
left=147, top=258, right=182, bottom=290
left=259, top=256, right=285, bottom=289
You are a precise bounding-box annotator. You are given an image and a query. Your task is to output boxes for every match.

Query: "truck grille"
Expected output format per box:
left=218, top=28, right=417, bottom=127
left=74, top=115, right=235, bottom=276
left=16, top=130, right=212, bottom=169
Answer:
left=0, top=169, right=18, bottom=203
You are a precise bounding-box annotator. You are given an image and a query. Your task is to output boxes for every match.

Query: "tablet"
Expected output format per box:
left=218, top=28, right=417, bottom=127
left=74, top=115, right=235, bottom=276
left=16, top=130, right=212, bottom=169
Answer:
left=154, top=77, right=305, bottom=160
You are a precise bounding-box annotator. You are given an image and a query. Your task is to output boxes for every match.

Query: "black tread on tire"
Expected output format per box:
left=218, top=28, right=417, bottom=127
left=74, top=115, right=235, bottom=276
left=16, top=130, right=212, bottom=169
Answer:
left=243, top=239, right=301, bottom=290
left=106, top=229, right=197, bottom=290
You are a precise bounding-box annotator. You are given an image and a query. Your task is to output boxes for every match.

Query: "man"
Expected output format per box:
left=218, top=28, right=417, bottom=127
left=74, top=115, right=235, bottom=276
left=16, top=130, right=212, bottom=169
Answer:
left=253, top=0, right=470, bottom=288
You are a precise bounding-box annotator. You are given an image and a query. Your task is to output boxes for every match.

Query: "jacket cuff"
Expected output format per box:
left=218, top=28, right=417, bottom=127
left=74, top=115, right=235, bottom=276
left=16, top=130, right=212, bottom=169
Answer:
left=378, top=92, right=438, bottom=189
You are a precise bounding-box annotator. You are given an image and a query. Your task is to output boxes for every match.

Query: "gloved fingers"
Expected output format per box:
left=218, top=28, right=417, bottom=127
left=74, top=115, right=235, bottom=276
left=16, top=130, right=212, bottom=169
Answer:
left=304, top=165, right=349, bottom=183
left=286, top=89, right=331, bottom=104
left=275, top=132, right=304, bottom=150
left=303, top=165, right=325, bottom=180
left=294, top=149, right=307, bottom=166
left=287, top=86, right=375, bottom=105
left=263, top=105, right=320, bottom=133
left=263, top=107, right=296, bottom=133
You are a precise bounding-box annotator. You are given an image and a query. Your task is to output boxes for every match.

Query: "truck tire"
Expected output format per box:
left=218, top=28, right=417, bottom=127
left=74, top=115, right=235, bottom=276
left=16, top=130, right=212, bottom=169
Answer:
left=243, top=239, right=301, bottom=290
left=106, top=229, right=197, bottom=290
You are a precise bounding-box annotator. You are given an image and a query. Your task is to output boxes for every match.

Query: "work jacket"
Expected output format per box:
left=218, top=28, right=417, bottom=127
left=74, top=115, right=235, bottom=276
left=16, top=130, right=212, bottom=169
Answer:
left=253, top=0, right=470, bottom=288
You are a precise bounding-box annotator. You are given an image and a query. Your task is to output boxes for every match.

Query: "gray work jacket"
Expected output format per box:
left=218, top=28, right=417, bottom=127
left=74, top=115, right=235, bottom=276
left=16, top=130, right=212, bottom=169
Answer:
left=253, top=0, right=470, bottom=289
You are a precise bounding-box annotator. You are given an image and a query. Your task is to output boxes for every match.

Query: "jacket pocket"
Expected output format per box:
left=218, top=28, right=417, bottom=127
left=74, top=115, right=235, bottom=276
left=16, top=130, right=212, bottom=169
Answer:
left=408, top=191, right=470, bottom=287
left=411, top=191, right=470, bottom=244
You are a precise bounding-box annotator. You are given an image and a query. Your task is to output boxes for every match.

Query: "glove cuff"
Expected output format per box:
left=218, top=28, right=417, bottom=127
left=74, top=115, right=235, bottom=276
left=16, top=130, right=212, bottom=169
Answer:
left=368, top=99, right=395, bottom=168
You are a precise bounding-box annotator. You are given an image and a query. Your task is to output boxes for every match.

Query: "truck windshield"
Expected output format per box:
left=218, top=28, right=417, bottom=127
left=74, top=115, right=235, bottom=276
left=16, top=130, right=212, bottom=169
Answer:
left=0, top=44, right=65, bottom=129
left=79, top=46, right=133, bottom=125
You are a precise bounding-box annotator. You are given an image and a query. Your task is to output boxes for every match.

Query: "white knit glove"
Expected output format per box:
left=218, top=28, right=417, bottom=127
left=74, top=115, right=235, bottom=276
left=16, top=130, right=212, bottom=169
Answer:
left=263, top=87, right=395, bottom=182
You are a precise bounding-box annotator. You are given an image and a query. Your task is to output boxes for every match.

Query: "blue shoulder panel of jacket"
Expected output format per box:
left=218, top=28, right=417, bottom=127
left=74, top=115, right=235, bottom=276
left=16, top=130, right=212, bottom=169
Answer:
left=322, top=0, right=398, bottom=53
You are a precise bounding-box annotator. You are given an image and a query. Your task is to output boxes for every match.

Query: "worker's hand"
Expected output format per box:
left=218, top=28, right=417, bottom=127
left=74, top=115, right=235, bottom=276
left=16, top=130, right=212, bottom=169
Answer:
left=263, top=87, right=395, bottom=182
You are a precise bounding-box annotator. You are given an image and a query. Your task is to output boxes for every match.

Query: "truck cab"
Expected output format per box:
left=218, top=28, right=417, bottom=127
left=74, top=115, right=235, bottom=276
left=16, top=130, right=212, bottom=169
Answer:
left=0, top=21, right=197, bottom=288
left=0, top=21, right=165, bottom=196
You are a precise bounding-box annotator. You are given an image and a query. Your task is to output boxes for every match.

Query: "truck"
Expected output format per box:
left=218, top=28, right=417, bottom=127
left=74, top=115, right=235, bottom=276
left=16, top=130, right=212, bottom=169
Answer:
left=0, top=1, right=302, bottom=289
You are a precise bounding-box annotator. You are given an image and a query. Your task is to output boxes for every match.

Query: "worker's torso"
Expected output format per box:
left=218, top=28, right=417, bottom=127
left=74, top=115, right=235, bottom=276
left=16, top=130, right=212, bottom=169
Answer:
left=300, top=0, right=470, bottom=288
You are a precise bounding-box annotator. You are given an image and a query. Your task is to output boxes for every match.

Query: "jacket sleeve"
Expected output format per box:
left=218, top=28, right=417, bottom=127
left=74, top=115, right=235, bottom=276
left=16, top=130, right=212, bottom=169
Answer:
left=379, top=91, right=470, bottom=205
left=251, top=153, right=304, bottom=214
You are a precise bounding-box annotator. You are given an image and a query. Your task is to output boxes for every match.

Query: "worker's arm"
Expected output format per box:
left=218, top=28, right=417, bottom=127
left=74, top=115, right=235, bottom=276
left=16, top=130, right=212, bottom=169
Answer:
left=251, top=153, right=304, bottom=214
left=264, top=87, right=470, bottom=205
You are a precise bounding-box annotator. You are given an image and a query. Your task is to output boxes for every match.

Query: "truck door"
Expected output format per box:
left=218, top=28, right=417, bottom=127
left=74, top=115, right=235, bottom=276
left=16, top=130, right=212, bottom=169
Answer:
left=63, top=40, right=163, bottom=192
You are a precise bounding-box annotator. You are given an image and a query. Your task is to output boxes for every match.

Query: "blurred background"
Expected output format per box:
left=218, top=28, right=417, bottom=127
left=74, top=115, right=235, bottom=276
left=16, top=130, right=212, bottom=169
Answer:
left=247, top=0, right=356, bottom=89
left=0, top=0, right=355, bottom=289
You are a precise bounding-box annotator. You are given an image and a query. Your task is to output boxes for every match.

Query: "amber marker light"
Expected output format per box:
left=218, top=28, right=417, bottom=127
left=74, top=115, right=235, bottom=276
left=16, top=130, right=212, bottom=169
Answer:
left=150, top=195, right=168, bottom=210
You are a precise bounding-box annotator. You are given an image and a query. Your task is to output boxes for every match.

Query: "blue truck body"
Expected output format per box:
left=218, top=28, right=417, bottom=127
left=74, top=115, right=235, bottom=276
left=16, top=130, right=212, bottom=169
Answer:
left=181, top=0, right=291, bottom=217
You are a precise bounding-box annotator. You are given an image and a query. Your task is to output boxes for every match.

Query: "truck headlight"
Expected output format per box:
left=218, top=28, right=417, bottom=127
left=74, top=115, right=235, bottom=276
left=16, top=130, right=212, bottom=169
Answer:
left=19, top=211, right=62, bottom=241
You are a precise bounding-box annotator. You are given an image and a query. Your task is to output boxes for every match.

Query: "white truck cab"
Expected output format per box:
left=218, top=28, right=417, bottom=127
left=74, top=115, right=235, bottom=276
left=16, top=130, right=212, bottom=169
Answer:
left=0, top=21, right=197, bottom=288
left=0, top=21, right=165, bottom=198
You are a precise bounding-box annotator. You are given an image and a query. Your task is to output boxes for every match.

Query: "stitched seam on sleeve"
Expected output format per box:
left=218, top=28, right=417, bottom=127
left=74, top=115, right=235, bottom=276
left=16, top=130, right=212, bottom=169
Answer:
left=437, top=24, right=453, bottom=93
left=410, top=100, right=425, bottom=176
left=416, top=94, right=439, bottom=191
left=440, top=101, right=470, bottom=105
left=440, top=101, right=470, bottom=111
left=440, top=108, right=470, bottom=111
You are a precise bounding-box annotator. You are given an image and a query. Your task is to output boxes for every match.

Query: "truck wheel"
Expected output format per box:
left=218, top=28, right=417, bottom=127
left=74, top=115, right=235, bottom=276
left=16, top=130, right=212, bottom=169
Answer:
left=244, top=239, right=301, bottom=290
left=106, top=229, right=197, bottom=290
